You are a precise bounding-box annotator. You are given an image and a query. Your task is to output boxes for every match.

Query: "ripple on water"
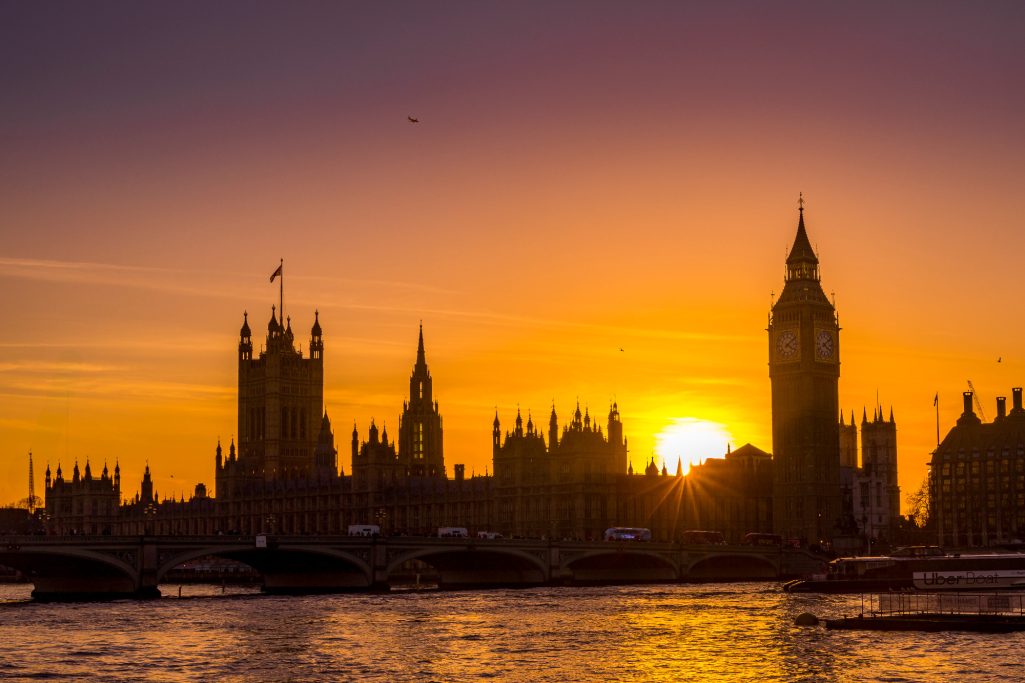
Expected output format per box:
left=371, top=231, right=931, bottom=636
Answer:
left=2, top=583, right=1025, bottom=681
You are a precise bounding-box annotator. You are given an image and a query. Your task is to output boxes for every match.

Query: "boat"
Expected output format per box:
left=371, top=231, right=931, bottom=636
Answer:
left=824, top=592, right=1025, bottom=632
left=784, top=546, right=1025, bottom=593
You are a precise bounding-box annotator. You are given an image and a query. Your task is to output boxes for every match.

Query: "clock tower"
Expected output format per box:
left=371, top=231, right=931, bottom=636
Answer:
left=768, top=198, right=841, bottom=544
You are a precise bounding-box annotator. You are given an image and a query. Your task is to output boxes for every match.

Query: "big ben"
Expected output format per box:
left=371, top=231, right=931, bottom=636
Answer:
left=768, top=197, right=841, bottom=544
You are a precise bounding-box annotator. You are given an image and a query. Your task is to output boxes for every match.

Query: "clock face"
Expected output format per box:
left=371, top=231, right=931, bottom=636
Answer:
left=815, top=330, right=834, bottom=360
left=776, top=330, right=798, bottom=360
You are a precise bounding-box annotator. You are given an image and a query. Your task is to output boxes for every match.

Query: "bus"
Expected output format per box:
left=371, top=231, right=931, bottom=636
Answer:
left=437, top=527, right=469, bottom=538
left=603, top=527, right=652, bottom=542
left=681, top=530, right=726, bottom=545
left=741, top=532, right=783, bottom=547
left=347, top=524, right=380, bottom=537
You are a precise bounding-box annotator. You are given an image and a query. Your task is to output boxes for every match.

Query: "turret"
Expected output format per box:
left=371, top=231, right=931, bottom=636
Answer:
left=314, top=411, right=337, bottom=477
left=515, top=409, right=523, bottom=437
left=141, top=462, right=153, bottom=504
left=607, top=401, right=623, bottom=447
left=548, top=405, right=559, bottom=449
left=493, top=411, right=501, bottom=450
left=239, top=311, right=253, bottom=361
left=215, top=440, right=223, bottom=469
left=310, top=310, right=323, bottom=360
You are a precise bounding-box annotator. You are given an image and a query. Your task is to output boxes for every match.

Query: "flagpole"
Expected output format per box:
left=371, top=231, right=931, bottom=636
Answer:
left=935, top=392, right=940, bottom=447
left=279, top=258, right=284, bottom=326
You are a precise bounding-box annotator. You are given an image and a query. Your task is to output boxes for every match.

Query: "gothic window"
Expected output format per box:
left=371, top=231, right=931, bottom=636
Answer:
left=414, top=423, right=424, bottom=459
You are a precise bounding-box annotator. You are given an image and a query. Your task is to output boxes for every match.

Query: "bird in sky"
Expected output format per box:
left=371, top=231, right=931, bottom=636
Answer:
left=619, top=348, right=624, bottom=352
left=408, top=116, right=419, bottom=123
left=998, top=357, right=1002, bottom=363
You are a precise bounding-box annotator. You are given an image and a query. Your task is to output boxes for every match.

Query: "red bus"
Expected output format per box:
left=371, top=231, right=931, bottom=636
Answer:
left=741, top=532, right=783, bottom=546
left=681, top=530, right=726, bottom=545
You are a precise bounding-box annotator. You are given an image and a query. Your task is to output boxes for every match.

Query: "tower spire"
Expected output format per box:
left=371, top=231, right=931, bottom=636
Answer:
left=416, top=321, right=426, bottom=368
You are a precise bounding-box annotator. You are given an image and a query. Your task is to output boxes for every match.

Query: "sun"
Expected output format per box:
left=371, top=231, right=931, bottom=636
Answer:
left=654, top=417, right=733, bottom=475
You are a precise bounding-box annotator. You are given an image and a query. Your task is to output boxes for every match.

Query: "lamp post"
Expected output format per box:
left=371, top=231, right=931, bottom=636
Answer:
left=144, top=503, right=156, bottom=536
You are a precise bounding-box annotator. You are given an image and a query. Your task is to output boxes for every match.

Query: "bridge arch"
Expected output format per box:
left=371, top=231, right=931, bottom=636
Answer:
left=156, top=544, right=375, bottom=589
left=386, top=545, right=549, bottom=588
left=562, top=548, right=680, bottom=583
left=685, top=552, right=778, bottom=580
left=0, top=546, right=141, bottom=599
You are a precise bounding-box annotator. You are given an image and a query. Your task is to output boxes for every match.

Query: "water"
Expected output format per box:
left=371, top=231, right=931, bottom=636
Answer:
left=0, top=582, right=1021, bottom=682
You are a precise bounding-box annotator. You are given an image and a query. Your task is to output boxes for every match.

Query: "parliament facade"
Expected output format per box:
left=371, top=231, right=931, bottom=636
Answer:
left=44, top=204, right=904, bottom=546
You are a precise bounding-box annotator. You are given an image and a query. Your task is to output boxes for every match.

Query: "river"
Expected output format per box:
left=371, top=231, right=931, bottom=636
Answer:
left=0, top=582, right=1020, bottom=682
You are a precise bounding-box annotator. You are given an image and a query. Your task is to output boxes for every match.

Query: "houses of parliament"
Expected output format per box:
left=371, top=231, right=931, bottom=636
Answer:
left=42, top=204, right=904, bottom=546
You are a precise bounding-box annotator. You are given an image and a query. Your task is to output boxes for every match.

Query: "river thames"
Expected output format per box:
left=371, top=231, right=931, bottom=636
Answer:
left=0, top=582, right=1020, bottom=682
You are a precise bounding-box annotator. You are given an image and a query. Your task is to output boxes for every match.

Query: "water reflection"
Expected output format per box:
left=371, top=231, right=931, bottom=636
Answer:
left=1, top=583, right=1023, bottom=681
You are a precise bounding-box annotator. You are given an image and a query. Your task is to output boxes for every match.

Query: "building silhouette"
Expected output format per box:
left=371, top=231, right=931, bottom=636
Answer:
left=237, top=308, right=325, bottom=480
left=45, top=202, right=905, bottom=544
left=931, top=389, right=1025, bottom=546
left=43, top=460, right=120, bottom=535
left=839, top=408, right=901, bottom=542
left=398, top=325, right=445, bottom=478
left=492, top=402, right=626, bottom=539
left=768, top=201, right=842, bottom=544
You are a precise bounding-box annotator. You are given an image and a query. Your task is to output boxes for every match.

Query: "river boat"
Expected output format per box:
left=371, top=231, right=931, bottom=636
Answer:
left=824, top=592, right=1025, bottom=632
left=784, top=546, right=1025, bottom=593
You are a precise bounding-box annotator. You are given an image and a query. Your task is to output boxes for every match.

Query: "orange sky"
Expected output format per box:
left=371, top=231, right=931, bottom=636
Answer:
left=2, top=3, right=1025, bottom=508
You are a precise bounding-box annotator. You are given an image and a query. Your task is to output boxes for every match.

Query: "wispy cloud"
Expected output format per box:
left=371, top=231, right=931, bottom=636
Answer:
left=0, top=360, right=120, bottom=373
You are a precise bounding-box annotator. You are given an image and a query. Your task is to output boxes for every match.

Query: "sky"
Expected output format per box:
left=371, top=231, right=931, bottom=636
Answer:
left=2, top=1, right=1024, bottom=508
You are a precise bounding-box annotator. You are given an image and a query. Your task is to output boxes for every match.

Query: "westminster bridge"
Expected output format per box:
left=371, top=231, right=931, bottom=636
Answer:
left=0, top=535, right=826, bottom=600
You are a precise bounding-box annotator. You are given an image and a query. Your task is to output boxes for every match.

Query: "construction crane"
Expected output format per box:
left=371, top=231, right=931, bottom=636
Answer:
left=28, top=450, right=35, bottom=513
left=967, top=380, right=988, bottom=422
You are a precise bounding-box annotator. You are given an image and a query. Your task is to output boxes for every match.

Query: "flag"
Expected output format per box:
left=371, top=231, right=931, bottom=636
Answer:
left=933, top=392, right=938, bottom=407
left=270, top=263, right=282, bottom=282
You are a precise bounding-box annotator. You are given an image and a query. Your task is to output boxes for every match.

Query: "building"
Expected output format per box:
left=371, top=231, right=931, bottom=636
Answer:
left=683, top=444, right=774, bottom=543
left=398, top=325, right=445, bottom=478
left=45, top=200, right=888, bottom=545
left=768, top=200, right=842, bottom=543
left=492, top=402, right=626, bottom=539
left=43, top=460, right=120, bottom=535
left=236, top=308, right=325, bottom=481
left=931, top=388, right=1025, bottom=547
left=839, top=407, right=901, bottom=543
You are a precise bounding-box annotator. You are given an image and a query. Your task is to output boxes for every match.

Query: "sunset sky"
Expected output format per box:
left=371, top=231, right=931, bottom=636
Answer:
left=2, top=2, right=1024, bottom=508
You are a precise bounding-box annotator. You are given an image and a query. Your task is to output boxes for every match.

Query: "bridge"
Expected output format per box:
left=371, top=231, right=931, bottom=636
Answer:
left=0, top=535, right=826, bottom=600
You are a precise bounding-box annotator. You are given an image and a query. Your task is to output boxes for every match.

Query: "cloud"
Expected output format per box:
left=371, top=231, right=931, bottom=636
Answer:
left=0, top=361, right=121, bottom=373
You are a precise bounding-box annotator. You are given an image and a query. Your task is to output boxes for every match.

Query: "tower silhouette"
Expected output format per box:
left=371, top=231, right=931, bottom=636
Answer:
left=399, top=324, right=445, bottom=477
left=236, top=308, right=325, bottom=480
left=768, top=198, right=841, bottom=543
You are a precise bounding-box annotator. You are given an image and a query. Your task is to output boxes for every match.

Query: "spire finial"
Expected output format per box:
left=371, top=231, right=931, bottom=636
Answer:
left=798, top=192, right=804, bottom=213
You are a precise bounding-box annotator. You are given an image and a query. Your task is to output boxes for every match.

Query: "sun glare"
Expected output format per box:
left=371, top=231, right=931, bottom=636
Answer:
left=654, top=418, right=733, bottom=475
